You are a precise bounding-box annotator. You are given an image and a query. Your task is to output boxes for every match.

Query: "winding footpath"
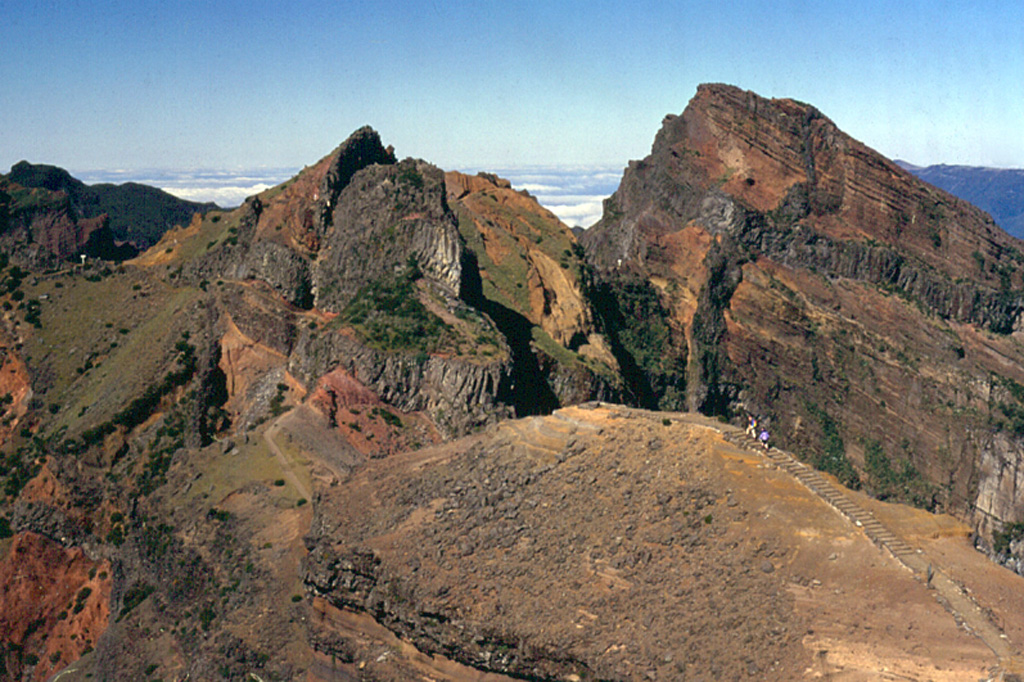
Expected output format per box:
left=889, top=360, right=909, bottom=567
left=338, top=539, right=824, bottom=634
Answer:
left=720, top=426, right=1024, bottom=679
left=505, top=403, right=1024, bottom=678
left=263, top=416, right=312, bottom=502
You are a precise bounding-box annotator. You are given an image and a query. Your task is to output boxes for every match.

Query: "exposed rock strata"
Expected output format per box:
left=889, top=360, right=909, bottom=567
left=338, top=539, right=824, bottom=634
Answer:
left=583, top=83, right=1024, bottom=535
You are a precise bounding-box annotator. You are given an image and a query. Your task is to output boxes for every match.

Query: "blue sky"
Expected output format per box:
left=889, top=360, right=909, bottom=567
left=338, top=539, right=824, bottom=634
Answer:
left=3, top=1, right=1023, bottom=223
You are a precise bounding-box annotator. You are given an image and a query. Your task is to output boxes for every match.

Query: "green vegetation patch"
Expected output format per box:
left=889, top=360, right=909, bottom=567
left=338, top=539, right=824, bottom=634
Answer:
left=595, top=276, right=686, bottom=409
left=994, top=522, right=1024, bottom=555
left=455, top=208, right=531, bottom=315
left=994, top=375, right=1024, bottom=436
left=23, top=271, right=200, bottom=430
left=1, top=444, right=42, bottom=501
left=65, top=336, right=196, bottom=455
left=862, top=438, right=935, bottom=509
left=804, top=402, right=861, bottom=490
left=530, top=326, right=618, bottom=382
left=334, top=268, right=451, bottom=353
left=117, top=582, right=155, bottom=621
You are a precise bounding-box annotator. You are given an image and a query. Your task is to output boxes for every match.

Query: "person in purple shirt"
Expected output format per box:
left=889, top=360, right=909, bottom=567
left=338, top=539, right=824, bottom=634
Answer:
left=759, top=428, right=770, bottom=450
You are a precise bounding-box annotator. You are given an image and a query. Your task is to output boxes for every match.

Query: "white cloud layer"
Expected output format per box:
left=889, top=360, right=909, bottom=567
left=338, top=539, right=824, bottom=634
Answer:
left=74, top=167, right=298, bottom=208
left=72, top=164, right=623, bottom=227
left=545, top=200, right=605, bottom=228
left=160, top=183, right=274, bottom=206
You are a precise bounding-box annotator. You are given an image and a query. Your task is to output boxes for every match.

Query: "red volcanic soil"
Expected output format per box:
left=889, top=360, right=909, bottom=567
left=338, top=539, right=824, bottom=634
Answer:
left=0, top=531, right=111, bottom=681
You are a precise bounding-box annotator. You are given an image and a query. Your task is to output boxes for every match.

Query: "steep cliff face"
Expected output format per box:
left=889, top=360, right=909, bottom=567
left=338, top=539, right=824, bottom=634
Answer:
left=446, top=171, right=621, bottom=408
left=583, top=83, right=1024, bottom=535
left=0, top=180, right=133, bottom=265
left=314, top=158, right=463, bottom=310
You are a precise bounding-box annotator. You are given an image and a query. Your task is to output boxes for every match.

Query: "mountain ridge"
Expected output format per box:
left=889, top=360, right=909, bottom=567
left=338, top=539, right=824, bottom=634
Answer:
left=6, top=160, right=218, bottom=249
left=3, top=86, right=1024, bottom=680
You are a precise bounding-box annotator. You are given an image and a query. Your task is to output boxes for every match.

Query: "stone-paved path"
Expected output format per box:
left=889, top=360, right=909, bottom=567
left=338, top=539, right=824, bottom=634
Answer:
left=720, top=425, right=1024, bottom=679
left=491, top=402, right=1024, bottom=678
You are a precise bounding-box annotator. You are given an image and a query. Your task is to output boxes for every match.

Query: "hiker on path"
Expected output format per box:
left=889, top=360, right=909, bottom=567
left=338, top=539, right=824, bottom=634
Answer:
left=746, top=415, right=758, bottom=439
left=759, top=428, right=770, bottom=450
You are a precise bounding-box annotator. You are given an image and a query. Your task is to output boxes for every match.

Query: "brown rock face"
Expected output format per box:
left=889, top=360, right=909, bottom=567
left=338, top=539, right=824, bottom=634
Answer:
left=446, top=171, right=620, bottom=408
left=583, top=83, right=1024, bottom=534
left=0, top=532, right=111, bottom=681
left=446, top=171, right=602, bottom=351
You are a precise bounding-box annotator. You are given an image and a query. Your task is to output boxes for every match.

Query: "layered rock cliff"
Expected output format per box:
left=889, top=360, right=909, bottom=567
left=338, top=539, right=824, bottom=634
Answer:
left=583, top=83, right=1024, bottom=537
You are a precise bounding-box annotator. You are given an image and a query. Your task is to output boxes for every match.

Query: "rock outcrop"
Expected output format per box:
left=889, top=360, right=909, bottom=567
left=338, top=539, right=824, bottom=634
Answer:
left=583, top=83, right=1024, bottom=536
left=446, top=170, right=621, bottom=409
left=0, top=532, right=111, bottom=682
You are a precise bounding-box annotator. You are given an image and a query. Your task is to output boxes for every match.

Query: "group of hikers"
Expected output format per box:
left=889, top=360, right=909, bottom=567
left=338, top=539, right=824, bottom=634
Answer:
left=746, top=414, right=770, bottom=450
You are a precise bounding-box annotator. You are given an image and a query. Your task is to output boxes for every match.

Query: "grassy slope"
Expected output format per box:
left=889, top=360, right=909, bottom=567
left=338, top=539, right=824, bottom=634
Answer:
left=20, top=267, right=201, bottom=438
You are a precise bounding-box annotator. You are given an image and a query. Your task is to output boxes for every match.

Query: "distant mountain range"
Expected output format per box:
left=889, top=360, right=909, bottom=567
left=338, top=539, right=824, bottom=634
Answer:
left=897, top=161, right=1024, bottom=239
left=5, top=161, right=218, bottom=248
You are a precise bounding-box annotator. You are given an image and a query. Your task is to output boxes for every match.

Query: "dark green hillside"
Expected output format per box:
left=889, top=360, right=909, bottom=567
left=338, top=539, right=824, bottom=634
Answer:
left=6, top=161, right=217, bottom=248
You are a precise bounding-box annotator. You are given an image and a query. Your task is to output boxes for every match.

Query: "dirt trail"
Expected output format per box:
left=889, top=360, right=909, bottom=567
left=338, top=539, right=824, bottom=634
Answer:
left=264, top=415, right=312, bottom=501
left=305, top=402, right=1024, bottom=679
left=719, top=422, right=1024, bottom=677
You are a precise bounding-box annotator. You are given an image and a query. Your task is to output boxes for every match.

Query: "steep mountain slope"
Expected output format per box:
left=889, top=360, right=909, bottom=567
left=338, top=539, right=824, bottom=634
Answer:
left=6, top=161, right=217, bottom=249
left=582, top=83, right=1024, bottom=539
left=446, top=171, right=620, bottom=409
left=0, top=128, right=624, bottom=678
left=899, top=161, right=1024, bottom=239
left=4, top=103, right=1024, bottom=680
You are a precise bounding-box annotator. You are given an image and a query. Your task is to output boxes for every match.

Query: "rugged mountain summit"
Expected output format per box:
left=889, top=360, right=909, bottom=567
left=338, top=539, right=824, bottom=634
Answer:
left=5, top=95, right=1024, bottom=679
left=584, top=83, right=1024, bottom=536
left=0, top=125, right=627, bottom=678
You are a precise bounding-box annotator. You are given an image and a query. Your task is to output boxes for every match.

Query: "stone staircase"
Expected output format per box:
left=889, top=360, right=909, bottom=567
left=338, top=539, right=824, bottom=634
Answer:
left=722, top=426, right=1024, bottom=678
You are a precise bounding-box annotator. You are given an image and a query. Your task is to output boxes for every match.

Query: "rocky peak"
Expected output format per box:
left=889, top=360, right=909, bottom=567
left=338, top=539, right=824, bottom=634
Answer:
left=582, top=84, right=1024, bottom=535
left=585, top=83, right=1024, bottom=306
left=313, top=126, right=397, bottom=239
left=313, top=157, right=463, bottom=310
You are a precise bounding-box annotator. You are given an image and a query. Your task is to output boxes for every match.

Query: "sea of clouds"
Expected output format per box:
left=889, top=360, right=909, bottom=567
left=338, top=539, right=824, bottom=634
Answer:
left=74, top=167, right=297, bottom=208
left=74, top=164, right=626, bottom=230
left=461, top=165, right=624, bottom=229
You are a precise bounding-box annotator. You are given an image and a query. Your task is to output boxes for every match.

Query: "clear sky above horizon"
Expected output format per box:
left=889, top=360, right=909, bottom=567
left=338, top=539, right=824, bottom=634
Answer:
left=3, top=0, right=1023, bottom=176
